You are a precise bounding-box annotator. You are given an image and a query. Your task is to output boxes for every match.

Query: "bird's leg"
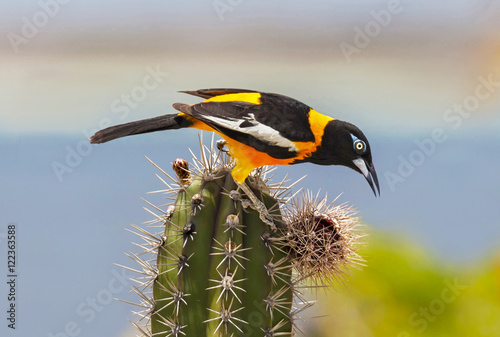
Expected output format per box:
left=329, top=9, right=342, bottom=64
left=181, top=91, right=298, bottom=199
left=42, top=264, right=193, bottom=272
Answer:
left=217, top=140, right=275, bottom=230
left=236, top=181, right=276, bottom=232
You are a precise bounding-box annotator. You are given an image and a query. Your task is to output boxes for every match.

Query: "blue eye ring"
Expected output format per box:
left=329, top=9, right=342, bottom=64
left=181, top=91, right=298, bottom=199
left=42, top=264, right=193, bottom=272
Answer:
left=354, top=139, right=366, bottom=153
left=351, top=134, right=366, bottom=154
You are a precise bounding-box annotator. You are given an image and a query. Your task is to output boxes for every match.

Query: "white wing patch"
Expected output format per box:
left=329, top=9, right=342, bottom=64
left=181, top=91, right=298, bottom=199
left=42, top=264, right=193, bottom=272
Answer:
left=203, top=113, right=298, bottom=152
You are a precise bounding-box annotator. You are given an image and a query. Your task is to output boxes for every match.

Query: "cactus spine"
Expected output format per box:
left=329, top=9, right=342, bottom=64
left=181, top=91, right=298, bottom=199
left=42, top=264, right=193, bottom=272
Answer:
left=126, top=138, right=363, bottom=337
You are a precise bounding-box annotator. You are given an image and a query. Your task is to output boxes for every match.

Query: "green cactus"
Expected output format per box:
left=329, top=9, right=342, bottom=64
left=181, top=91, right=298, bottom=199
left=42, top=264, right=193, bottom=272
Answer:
left=125, top=137, right=363, bottom=337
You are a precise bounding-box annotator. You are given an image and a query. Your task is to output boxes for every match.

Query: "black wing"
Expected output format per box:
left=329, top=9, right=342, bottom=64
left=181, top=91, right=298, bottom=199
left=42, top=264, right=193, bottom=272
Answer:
left=174, top=91, right=316, bottom=159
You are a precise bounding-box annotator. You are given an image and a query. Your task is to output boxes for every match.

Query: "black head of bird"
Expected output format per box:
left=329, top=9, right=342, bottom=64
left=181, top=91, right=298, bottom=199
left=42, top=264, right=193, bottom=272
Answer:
left=304, top=119, right=380, bottom=196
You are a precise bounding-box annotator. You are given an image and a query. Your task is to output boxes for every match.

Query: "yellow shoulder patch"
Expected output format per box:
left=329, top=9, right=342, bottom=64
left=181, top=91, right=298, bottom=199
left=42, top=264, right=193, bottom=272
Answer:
left=308, top=109, right=334, bottom=145
left=204, top=92, right=262, bottom=105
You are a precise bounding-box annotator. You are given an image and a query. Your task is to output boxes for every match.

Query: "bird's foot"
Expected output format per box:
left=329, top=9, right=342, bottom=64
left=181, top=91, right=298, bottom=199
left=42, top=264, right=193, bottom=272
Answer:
left=253, top=200, right=276, bottom=231
left=236, top=181, right=276, bottom=231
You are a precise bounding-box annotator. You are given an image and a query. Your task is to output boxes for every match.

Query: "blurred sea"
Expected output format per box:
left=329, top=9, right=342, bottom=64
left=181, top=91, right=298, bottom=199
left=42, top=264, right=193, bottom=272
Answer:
left=2, top=130, right=499, bottom=262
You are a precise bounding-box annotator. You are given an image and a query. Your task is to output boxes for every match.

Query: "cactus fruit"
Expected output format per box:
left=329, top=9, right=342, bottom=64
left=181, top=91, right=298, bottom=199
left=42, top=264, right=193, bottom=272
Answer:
left=124, top=137, right=363, bottom=337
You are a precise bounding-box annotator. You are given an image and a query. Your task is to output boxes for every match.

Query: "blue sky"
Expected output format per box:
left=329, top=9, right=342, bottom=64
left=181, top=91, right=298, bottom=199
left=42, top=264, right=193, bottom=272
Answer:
left=1, top=0, right=500, bottom=134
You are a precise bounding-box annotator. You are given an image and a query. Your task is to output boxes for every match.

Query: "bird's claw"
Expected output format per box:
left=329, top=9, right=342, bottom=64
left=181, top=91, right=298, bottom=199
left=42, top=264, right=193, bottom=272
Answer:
left=236, top=181, right=276, bottom=231
left=249, top=199, right=276, bottom=231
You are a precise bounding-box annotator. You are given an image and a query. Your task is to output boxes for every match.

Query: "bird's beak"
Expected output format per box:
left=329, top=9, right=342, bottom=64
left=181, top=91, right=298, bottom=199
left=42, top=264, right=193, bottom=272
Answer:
left=352, top=158, right=380, bottom=197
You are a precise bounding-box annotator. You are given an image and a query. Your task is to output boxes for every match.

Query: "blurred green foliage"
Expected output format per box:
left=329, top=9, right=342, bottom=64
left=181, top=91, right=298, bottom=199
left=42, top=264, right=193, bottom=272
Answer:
left=308, top=228, right=500, bottom=337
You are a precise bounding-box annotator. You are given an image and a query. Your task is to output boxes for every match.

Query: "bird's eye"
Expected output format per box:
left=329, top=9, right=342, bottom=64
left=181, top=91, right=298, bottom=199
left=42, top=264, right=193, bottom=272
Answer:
left=354, top=139, right=366, bottom=154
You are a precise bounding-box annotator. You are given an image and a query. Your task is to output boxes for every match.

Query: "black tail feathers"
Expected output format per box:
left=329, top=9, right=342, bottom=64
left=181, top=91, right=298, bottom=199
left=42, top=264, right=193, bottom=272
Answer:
left=89, top=114, right=189, bottom=144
